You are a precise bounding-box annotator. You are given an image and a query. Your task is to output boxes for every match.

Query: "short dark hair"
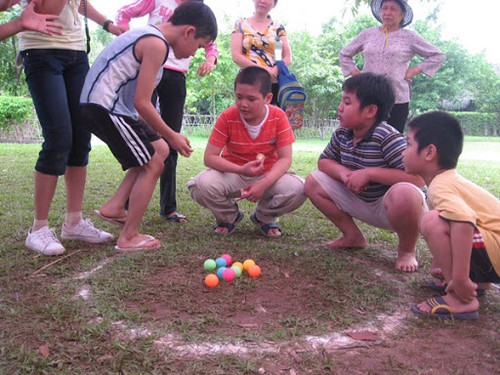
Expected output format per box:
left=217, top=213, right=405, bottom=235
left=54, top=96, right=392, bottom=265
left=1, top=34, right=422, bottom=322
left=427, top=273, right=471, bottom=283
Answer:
left=234, top=66, right=272, bottom=97
left=342, top=72, right=395, bottom=123
left=407, top=111, right=463, bottom=169
left=170, top=2, right=218, bottom=41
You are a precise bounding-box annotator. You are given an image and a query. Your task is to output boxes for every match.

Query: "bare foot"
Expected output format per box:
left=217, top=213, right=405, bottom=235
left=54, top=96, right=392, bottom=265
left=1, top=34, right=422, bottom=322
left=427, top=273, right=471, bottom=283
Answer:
left=214, top=226, right=231, bottom=235
left=415, top=293, right=479, bottom=315
left=395, top=252, right=418, bottom=272
left=324, top=236, right=367, bottom=249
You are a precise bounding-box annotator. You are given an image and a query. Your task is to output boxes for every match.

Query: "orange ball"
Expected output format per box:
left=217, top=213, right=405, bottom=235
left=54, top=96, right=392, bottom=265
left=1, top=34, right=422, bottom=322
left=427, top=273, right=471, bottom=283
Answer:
left=204, top=273, right=219, bottom=288
left=248, top=264, right=262, bottom=278
left=243, top=259, right=255, bottom=272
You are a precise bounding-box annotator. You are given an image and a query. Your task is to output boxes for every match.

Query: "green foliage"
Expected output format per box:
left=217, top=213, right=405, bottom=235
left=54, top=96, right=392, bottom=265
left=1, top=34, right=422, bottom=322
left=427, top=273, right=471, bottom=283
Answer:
left=0, top=7, right=27, bottom=96
left=0, top=4, right=498, bottom=132
left=449, top=111, right=498, bottom=136
left=185, top=31, right=239, bottom=114
left=0, top=96, right=33, bottom=130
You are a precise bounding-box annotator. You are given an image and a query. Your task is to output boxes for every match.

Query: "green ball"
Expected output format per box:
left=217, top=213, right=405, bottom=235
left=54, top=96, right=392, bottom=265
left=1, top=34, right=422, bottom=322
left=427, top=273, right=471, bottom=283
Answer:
left=231, top=265, right=242, bottom=278
left=204, top=259, right=216, bottom=271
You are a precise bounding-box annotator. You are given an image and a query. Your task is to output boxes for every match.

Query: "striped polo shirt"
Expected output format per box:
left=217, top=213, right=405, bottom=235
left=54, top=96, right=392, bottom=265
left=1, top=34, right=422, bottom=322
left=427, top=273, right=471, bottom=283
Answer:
left=320, top=122, right=406, bottom=202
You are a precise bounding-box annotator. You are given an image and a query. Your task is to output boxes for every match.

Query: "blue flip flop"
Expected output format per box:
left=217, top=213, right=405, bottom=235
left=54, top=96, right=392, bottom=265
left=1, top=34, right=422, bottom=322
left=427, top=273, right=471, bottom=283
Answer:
left=411, top=296, right=479, bottom=320
left=250, top=213, right=282, bottom=238
left=214, top=211, right=244, bottom=235
left=424, top=280, right=486, bottom=297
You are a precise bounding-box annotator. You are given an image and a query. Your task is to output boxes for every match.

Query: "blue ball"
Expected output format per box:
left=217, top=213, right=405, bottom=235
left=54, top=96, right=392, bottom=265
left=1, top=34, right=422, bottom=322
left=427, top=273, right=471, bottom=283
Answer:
left=216, top=266, right=227, bottom=279
left=215, top=257, right=227, bottom=268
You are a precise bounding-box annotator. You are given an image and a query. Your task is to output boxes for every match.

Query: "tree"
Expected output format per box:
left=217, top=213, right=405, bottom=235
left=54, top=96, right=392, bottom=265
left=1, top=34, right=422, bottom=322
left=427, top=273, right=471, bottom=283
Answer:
left=185, top=30, right=239, bottom=115
left=0, top=7, right=27, bottom=96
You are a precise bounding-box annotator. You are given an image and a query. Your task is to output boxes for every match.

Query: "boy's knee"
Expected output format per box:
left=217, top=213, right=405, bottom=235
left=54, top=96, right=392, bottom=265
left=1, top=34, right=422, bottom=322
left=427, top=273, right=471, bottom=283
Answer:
left=420, top=210, right=445, bottom=236
left=156, top=140, right=170, bottom=161
left=385, top=183, right=424, bottom=210
left=304, top=174, right=318, bottom=197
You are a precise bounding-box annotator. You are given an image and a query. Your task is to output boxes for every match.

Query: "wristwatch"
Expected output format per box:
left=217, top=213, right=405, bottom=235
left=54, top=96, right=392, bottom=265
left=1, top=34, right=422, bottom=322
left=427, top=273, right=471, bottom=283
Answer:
left=103, top=20, right=114, bottom=33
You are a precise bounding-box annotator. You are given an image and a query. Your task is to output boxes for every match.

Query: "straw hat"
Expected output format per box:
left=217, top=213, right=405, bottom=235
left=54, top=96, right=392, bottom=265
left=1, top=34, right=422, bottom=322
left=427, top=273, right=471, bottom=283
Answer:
left=371, top=0, right=414, bottom=28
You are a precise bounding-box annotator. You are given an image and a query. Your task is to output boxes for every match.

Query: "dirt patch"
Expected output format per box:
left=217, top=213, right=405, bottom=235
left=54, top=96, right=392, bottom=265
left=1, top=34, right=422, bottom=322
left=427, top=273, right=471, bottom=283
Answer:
left=118, top=254, right=500, bottom=374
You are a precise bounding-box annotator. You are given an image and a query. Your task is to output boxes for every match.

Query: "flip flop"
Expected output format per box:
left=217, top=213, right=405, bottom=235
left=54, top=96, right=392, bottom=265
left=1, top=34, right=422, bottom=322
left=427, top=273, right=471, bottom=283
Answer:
left=411, top=296, right=479, bottom=320
left=214, top=211, right=244, bottom=235
left=164, top=213, right=188, bottom=223
left=94, top=209, right=126, bottom=227
left=114, top=235, right=161, bottom=252
left=424, top=280, right=486, bottom=297
left=250, top=213, right=282, bottom=238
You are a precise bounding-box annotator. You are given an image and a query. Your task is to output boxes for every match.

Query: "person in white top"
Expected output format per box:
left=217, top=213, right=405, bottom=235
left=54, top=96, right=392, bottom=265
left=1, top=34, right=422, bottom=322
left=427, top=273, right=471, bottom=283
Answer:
left=0, top=0, right=62, bottom=40
left=19, top=0, right=122, bottom=256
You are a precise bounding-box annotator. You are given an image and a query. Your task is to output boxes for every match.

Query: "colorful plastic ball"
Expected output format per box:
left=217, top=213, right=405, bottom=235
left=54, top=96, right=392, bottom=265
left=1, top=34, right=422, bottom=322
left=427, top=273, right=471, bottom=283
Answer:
left=221, top=253, right=232, bottom=266
left=232, top=261, right=243, bottom=271
left=243, top=259, right=255, bottom=272
left=216, top=266, right=227, bottom=279
left=204, top=274, right=219, bottom=288
left=248, top=264, right=262, bottom=278
left=222, top=268, right=236, bottom=282
left=203, top=259, right=216, bottom=271
left=215, top=257, right=227, bottom=268
left=231, top=265, right=242, bottom=278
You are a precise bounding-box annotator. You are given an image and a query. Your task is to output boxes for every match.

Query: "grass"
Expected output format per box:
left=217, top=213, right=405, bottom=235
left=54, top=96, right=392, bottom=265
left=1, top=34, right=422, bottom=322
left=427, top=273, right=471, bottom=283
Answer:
left=0, top=137, right=499, bottom=374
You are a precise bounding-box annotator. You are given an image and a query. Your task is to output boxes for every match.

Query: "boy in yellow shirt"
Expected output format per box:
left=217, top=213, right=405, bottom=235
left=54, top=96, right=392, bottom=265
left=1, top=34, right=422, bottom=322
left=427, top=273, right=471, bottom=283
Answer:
left=403, top=111, right=500, bottom=320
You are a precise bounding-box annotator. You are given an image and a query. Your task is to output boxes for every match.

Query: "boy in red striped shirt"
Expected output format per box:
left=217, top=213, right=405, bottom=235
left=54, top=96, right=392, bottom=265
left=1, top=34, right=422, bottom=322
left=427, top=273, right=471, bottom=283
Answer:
left=187, top=66, right=306, bottom=237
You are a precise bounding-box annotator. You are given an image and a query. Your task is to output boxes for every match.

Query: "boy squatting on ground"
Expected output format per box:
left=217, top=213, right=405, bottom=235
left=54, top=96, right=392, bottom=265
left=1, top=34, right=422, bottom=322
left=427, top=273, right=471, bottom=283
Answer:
left=304, top=72, right=426, bottom=272
left=80, top=2, right=218, bottom=251
left=404, top=111, right=500, bottom=320
left=187, top=66, right=306, bottom=237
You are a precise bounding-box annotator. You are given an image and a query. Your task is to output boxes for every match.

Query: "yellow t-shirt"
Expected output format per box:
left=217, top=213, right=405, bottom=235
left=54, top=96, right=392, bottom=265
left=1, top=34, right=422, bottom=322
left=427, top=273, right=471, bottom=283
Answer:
left=427, top=169, right=500, bottom=275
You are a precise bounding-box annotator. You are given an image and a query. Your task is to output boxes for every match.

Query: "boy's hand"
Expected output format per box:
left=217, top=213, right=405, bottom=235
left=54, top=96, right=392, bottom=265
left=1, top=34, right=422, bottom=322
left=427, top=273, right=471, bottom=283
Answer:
left=240, top=180, right=266, bottom=202
left=240, top=159, right=264, bottom=177
left=169, top=133, right=193, bottom=157
left=197, top=61, right=215, bottom=77
left=446, top=278, right=478, bottom=303
left=344, top=169, right=370, bottom=192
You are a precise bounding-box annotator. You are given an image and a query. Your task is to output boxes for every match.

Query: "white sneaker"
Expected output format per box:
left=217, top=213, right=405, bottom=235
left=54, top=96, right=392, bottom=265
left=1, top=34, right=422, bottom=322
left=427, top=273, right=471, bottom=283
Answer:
left=61, top=218, right=114, bottom=243
left=25, top=226, right=65, bottom=256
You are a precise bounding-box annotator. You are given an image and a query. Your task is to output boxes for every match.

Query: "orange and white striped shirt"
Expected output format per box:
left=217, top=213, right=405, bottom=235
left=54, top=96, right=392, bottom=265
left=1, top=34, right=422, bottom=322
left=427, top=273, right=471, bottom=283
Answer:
left=208, top=105, right=294, bottom=174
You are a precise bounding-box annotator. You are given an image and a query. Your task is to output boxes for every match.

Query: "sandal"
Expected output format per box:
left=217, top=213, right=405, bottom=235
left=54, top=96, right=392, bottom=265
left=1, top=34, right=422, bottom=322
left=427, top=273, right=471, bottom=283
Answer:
left=411, top=296, right=479, bottom=320
left=424, top=280, right=486, bottom=297
left=164, top=213, right=188, bottom=223
left=214, top=211, right=244, bottom=235
left=250, top=213, right=282, bottom=238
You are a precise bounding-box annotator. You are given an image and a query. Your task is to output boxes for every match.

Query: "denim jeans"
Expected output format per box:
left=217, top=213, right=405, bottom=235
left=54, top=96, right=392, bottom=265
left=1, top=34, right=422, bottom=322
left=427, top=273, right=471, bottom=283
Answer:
left=21, top=49, right=91, bottom=176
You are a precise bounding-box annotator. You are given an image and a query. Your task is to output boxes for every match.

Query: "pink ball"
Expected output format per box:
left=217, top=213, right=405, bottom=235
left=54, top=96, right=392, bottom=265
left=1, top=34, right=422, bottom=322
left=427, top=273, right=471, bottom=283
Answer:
left=222, top=267, right=236, bottom=282
left=221, top=253, right=232, bottom=266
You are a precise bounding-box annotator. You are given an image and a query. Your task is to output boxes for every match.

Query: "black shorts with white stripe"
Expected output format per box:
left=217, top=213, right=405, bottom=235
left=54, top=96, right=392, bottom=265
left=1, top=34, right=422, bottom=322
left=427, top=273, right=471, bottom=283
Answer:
left=81, top=104, right=160, bottom=170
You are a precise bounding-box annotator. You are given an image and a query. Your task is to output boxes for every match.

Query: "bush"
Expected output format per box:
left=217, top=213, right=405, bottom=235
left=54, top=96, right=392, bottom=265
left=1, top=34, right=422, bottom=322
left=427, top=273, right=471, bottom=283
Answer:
left=448, top=111, right=498, bottom=136
left=0, top=96, right=34, bottom=131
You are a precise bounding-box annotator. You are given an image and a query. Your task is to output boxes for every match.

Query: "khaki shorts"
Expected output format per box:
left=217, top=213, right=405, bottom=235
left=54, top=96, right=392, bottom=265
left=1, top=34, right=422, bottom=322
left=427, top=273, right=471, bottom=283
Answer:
left=310, top=170, right=427, bottom=230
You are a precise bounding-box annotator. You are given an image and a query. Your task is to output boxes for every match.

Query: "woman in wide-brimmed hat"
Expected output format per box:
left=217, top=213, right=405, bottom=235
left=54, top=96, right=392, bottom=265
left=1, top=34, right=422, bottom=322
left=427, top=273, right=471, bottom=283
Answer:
left=339, top=0, right=445, bottom=133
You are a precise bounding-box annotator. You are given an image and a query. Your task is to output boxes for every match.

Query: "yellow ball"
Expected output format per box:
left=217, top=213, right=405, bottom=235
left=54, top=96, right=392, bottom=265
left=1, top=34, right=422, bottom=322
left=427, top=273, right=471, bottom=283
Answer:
left=243, top=259, right=255, bottom=272
left=204, top=273, right=219, bottom=288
